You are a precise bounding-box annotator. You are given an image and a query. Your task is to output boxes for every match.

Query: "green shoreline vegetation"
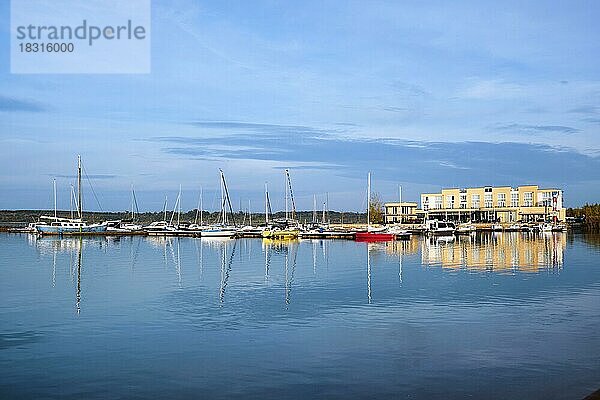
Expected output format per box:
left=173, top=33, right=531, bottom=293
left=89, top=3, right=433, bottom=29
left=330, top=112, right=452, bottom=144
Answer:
left=0, top=209, right=368, bottom=227
left=0, top=202, right=597, bottom=230
left=567, top=203, right=600, bottom=231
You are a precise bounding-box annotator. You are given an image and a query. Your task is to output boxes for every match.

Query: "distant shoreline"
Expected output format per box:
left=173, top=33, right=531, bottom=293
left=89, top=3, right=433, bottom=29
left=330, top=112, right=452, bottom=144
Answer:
left=0, top=209, right=368, bottom=227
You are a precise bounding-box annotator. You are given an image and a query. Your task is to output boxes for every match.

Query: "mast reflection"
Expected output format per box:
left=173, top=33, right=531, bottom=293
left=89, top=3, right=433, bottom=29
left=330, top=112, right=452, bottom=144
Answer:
left=262, top=238, right=299, bottom=305
left=33, top=236, right=92, bottom=314
left=76, top=237, right=82, bottom=315
left=219, top=240, right=237, bottom=304
left=365, top=242, right=388, bottom=304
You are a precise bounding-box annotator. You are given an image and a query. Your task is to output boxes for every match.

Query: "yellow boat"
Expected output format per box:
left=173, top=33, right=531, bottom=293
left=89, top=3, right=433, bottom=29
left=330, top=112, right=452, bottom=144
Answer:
left=261, top=229, right=299, bottom=239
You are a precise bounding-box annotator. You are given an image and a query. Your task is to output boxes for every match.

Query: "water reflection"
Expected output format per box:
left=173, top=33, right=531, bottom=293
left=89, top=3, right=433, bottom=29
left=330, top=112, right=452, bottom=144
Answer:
left=364, top=242, right=391, bottom=304
left=262, top=239, right=299, bottom=306
left=147, top=236, right=184, bottom=286
left=33, top=236, right=89, bottom=314
left=6, top=232, right=599, bottom=399
left=219, top=240, right=237, bottom=304
left=26, top=232, right=568, bottom=314
left=420, top=232, right=565, bottom=273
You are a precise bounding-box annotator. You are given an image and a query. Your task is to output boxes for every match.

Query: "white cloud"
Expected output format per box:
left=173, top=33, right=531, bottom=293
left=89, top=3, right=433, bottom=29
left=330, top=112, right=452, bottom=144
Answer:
left=461, top=79, right=525, bottom=99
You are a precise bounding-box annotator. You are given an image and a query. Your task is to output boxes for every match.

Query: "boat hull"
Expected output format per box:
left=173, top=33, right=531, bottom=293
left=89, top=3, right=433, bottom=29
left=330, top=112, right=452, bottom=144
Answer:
left=355, top=232, right=394, bottom=242
left=201, top=229, right=237, bottom=238
left=262, top=230, right=299, bottom=239
left=36, top=224, right=107, bottom=235
left=299, top=231, right=355, bottom=239
left=427, top=229, right=455, bottom=236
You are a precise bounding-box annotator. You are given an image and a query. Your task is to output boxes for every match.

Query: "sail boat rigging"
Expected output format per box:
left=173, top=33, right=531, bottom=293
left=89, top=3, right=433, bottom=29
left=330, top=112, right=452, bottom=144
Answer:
left=262, top=169, right=300, bottom=239
left=35, top=155, right=108, bottom=235
left=201, top=169, right=237, bottom=238
left=106, top=184, right=143, bottom=233
left=355, top=172, right=394, bottom=242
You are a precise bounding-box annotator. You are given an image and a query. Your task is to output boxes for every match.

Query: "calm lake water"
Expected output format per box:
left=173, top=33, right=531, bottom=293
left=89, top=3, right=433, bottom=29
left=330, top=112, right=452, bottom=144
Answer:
left=1, top=232, right=598, bottom=399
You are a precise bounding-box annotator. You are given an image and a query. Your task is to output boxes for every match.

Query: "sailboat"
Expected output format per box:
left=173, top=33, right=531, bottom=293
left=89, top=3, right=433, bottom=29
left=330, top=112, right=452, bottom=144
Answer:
left=145, top=186, right=194, bottom=236
left=188, top=186, right=210, bottom=232
left=237, top=199, right=264, bottom=237
left=35, top=156, right=108, bottom=235
left=143, top=195, right=171, bottom=234
left=355, top=172, right=394, bottom=242
left=106, top=184, right=143, bottom=233
left=202, top=169, right=237, bottom=238
left=299, top=193, right=356, bottom=239
left=262, top=169, right=300, bottom=239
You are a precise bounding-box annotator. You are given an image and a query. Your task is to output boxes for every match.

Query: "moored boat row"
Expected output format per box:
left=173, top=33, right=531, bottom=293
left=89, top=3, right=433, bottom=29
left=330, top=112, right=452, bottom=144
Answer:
left=10, top=158, right=567, bottom=241
left=422, top=220, right=567, bottom=236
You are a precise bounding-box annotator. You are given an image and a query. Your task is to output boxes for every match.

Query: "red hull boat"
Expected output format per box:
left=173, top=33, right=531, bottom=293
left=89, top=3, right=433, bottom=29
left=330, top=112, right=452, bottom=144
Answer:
left=355, top=232, right=394, bottom=242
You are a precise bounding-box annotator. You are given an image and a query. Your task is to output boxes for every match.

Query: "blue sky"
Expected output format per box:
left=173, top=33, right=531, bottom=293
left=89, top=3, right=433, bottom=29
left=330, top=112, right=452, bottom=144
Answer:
left=1, top=0, right=599, bottom=212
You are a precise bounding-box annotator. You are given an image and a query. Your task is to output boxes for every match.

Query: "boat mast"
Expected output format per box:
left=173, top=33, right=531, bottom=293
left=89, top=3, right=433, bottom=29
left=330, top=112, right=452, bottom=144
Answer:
left=163, top=195, right=168, bottom=222
left=53, top=178, right=57, bottom=219
left=399, top=185, right=402, bottom=223
left=169, top=192, right=177, bottom=225
left=177, top=185, right=181, bottom=227
left=313, top=194, right=316, bottom=224
left=220, top=170, right=236, bottom=227
left=249, top=199, right=252, bottom=226
left=200, top=187, right=203, bottom=226
left=326, top=192, right=329, bottom=224
left=265, top=182, right=269, bottom=225
left=367, top=172, right=371, bottom=229
left=195, top=186, right=202, bottom=225
left=220, top=170, right=225, bottom=225
left=131, top=184, right=135, bottom=220
left=70, top=184, right=74, bottom=219
left=285, top=169, right=296, bottom=220
left=77, top=155, right=82, bottom=219
left=285, top=171, right=289, bottom=220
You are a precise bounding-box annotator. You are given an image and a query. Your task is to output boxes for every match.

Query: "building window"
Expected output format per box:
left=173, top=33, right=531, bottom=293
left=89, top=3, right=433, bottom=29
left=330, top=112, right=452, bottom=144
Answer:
left=511, top=192, right=518, bottom=207
left=434, top=196, right=442, bottom=209
left=472, top=194, right=480, bottom=209
left=446, top=195, right=454, bottom=209
left=540, top=192, right=552, bottom=207
left=460, top=193, right=467, bottom=209
left=497, top=193, right=506, bottom=207
left=484, top=193, right=493, bottom=208
left=524, top=192, right=533, bottom=207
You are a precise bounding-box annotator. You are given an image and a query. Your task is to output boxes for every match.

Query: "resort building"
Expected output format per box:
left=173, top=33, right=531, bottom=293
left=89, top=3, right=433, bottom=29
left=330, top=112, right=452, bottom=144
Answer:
left=384, top=202, right=419, bottom=223
left=420, top=185, right=565, bottom=223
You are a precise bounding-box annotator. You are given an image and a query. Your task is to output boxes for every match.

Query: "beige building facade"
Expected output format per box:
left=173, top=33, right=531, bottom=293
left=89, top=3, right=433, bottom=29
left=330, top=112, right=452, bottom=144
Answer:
left=384, top=202, right=419, bottom=223
left=420, top=185, right=565, bottom=223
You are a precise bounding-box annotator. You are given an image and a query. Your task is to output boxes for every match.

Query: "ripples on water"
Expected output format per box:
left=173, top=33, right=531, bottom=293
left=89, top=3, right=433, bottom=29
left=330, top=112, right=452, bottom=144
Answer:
left=0, top=232, right=599, bottom=399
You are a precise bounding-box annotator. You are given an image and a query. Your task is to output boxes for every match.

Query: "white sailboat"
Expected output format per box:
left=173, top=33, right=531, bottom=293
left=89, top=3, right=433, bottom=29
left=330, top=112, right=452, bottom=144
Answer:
left=146, top=186, right=193, bottom=236
left=35, top=156, right=108, bottom=235
left=262, top=169, right=300, bottom=239
left=354, top=173, right=394, bottom=242
left=202, top=170, right=237, bottom=238
left=106, top=184, right=143, bottom=233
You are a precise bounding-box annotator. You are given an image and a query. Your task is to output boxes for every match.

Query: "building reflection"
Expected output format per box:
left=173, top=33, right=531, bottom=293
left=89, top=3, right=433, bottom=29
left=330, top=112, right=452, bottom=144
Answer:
left=25, top=233, right=569, bottom=314
left=420, top=232, right=565, bottom=272
left=385, top=236, right=420, bottom=257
